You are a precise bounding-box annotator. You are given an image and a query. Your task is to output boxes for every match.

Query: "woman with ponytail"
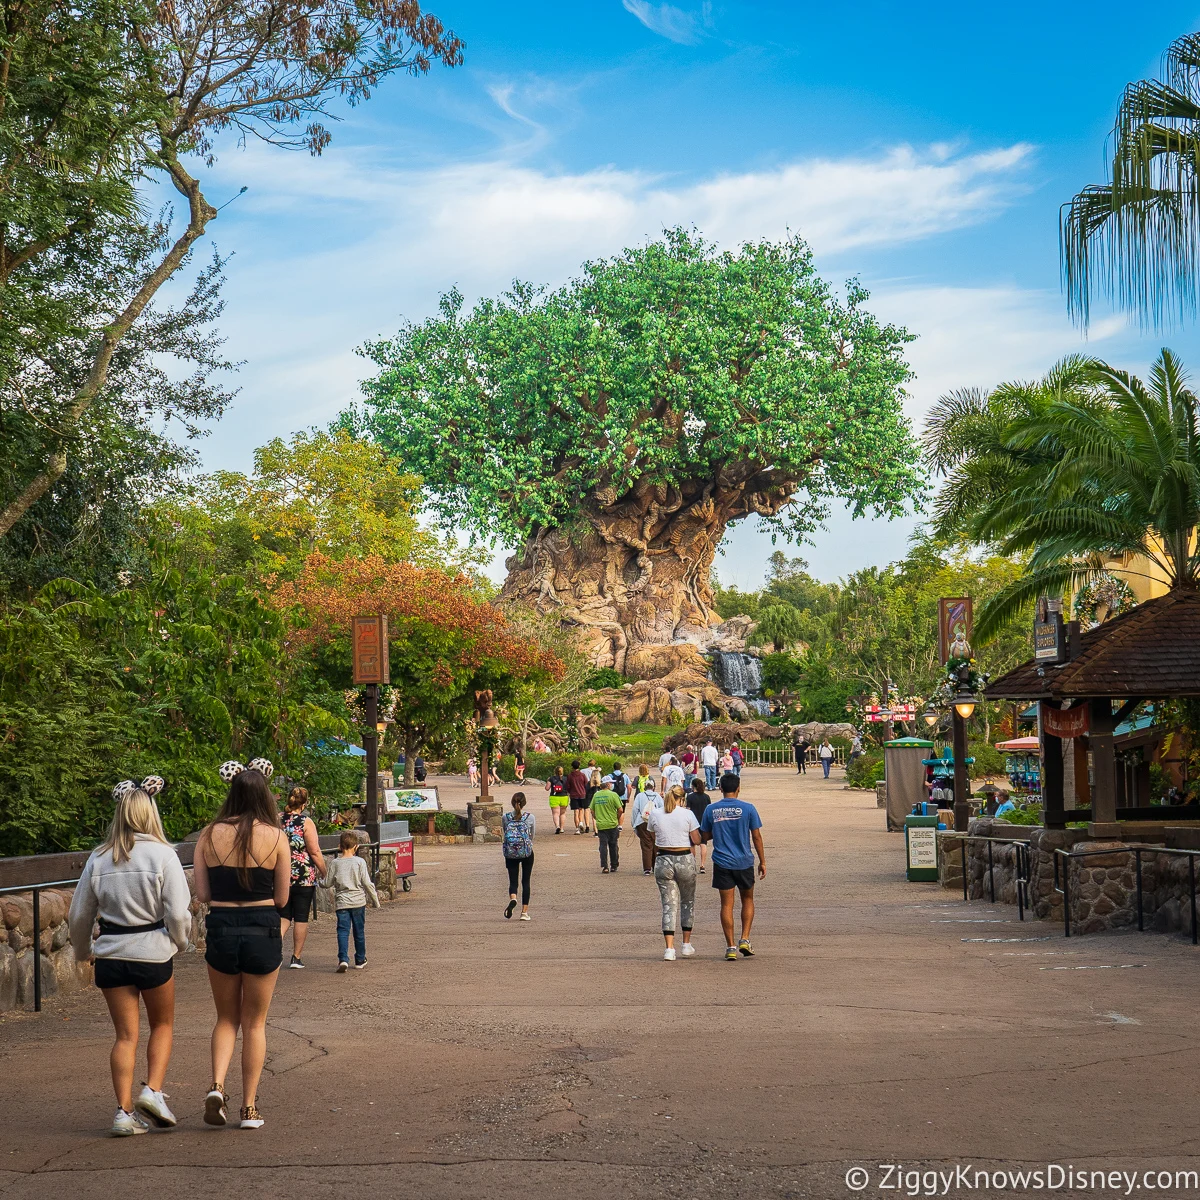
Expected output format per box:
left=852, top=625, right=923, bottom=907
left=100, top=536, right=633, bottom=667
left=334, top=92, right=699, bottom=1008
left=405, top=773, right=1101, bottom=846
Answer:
left=69, top=778, right=191, bottom=1136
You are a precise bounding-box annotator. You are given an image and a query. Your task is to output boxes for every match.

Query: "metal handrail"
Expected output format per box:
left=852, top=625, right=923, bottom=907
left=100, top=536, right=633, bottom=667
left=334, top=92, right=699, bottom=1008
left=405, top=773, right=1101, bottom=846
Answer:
left=946, top=833, right=1033, bottom=921
left=1053, top=845, right=1200, bottom=943
left=0, top=837, right=386, bottom=1014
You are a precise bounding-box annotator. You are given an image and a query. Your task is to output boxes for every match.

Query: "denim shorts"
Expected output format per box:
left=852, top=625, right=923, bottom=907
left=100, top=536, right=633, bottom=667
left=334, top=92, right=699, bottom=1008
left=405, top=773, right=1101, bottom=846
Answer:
left=204, top=907, right=282, bottom=975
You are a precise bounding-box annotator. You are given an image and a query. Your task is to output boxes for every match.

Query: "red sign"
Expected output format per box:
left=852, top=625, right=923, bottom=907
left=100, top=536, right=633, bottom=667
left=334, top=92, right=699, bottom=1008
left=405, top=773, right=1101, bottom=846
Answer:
left=1040, top=701, right=1090, bottom=739
left=388, top=838, right=414, bottom=878
left=352, top=614, right=390, bottom=684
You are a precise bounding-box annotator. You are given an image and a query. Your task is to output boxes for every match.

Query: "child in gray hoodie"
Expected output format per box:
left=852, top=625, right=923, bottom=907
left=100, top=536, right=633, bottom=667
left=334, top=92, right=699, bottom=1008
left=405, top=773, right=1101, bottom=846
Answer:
left=320, top=831, right=379, bottom=971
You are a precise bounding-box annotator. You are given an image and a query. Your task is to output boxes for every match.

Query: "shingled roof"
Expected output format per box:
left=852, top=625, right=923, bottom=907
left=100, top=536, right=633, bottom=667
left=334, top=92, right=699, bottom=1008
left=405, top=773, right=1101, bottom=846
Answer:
left=986, top=588, right=1200, bottom=701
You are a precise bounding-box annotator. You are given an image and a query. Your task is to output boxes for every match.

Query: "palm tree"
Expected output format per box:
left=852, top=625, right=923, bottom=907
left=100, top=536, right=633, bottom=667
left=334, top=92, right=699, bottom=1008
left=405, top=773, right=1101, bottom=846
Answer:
left=1062, top=33, right=1200, bottom=328
left=752, top=600, right=804, bottom=653
left=921, top=355, right=1096, bottom=541
left=971, top=349, right=1200, bottom=636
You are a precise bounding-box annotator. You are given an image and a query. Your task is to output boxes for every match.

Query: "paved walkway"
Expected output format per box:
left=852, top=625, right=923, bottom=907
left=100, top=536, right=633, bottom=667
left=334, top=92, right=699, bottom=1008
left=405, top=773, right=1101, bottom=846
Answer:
left=4, top=767, right=1200, bottom=1199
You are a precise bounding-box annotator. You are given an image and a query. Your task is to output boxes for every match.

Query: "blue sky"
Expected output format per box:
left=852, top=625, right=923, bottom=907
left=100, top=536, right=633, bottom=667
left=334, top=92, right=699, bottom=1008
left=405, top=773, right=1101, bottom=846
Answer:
left=185, top=0, right=1200, bottom=588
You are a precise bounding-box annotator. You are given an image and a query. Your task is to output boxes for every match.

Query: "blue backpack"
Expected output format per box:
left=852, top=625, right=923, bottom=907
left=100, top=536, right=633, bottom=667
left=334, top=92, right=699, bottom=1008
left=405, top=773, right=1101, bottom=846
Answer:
left=502, top=813, right=533, bottom=859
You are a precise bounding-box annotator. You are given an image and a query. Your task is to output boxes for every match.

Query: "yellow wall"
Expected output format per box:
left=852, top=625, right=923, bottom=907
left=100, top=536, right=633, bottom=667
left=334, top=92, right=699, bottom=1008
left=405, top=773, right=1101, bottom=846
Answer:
left=1103, top=535, right=1180, bottom=603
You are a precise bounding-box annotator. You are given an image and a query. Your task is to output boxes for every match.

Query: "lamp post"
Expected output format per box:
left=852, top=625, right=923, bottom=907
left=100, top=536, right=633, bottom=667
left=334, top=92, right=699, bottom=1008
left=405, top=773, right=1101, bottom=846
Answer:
left=951, top=674, right=976, bottom=833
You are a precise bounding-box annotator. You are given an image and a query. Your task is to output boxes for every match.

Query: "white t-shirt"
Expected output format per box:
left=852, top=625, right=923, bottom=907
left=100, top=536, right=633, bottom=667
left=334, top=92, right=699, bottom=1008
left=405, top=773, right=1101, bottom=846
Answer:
left=664, top=764, right=685, bottom=790
left=700, top=745, right=718, bottom=767
left=819, top=743, right=834, bottom=759
left=645, top=805, right=700, bottom=849
left=658, top=752, right=673, bottom=769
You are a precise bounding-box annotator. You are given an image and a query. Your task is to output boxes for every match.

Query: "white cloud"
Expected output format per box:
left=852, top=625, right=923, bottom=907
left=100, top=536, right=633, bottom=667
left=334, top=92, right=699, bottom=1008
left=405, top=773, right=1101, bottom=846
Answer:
left=189, top=138, right=1046, bottom=575
left=622, top=0, right=709, bottom=45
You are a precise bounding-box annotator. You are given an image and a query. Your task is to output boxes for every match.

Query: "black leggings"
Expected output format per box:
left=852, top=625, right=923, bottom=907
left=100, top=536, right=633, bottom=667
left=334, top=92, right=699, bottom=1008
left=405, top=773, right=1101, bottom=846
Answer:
left=506, top=853, right=534, bottom=905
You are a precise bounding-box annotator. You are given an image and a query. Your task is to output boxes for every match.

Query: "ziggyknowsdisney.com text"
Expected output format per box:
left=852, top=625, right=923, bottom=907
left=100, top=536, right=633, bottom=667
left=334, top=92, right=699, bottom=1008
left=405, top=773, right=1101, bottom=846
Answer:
left=844, top=1164, right=1200, bottom=1196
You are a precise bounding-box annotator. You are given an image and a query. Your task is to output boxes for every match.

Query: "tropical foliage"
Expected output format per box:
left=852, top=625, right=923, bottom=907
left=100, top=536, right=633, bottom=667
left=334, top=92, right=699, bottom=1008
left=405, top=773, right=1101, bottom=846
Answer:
left=945, top=350, right=1200, bottom=636
left=1062, top=32, right=1200, bottom=328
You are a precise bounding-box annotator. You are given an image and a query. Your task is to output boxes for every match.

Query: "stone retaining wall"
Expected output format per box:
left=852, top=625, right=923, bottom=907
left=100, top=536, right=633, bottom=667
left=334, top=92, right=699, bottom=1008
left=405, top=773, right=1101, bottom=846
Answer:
left=1, top=847, right=401, bottom=1014
left=937, top=818, right=1200, bottom=937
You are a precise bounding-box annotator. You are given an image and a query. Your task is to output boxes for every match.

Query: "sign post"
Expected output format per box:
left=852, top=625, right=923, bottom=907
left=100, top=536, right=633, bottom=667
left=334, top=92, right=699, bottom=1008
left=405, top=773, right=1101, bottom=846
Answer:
left=352, top=615, right=390, bottom=850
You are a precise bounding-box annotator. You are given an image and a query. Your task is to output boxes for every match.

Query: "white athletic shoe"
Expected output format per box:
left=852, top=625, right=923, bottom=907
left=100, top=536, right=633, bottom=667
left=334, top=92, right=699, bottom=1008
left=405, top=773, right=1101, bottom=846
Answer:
left=680, top=943, right=696, bottom=957
left=111, top=1107, right=150, bottom=1136
left=203, top=1086, right=228, bottom=1126
left=239, top=1104, right=265, bottom=1130
left=663, top=947, right=676, bottom=961
left=134, top=1084, right=176, bottom=1127
left=519, top=913, right=531, bottom=921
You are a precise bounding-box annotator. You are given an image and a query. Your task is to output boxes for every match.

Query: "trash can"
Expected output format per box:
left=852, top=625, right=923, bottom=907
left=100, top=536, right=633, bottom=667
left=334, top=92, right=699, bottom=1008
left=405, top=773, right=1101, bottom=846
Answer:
left=904, top=814, right=938, bottom=882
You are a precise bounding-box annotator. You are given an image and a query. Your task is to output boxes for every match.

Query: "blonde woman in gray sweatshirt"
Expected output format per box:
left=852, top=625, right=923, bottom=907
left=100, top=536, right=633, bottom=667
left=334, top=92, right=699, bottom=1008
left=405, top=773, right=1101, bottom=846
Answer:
left=320, top=831, right=379, bottom=971
left=69, top=781, right=191, bottom=1136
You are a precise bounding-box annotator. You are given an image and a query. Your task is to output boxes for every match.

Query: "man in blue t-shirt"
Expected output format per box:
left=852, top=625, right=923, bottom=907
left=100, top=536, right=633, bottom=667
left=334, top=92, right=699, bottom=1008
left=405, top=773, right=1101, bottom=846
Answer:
left=699, top=773, right=766, bottom=960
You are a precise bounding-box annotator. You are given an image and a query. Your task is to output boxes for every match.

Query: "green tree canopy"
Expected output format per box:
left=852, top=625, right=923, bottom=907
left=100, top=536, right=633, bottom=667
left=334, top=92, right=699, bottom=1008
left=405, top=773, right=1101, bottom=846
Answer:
left=362, top=229, right=922, bottom=546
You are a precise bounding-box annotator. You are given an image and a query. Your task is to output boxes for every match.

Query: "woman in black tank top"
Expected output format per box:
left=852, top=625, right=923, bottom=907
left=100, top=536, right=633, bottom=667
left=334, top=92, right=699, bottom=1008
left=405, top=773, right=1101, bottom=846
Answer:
left=194, top=762, right=289, bottom=1131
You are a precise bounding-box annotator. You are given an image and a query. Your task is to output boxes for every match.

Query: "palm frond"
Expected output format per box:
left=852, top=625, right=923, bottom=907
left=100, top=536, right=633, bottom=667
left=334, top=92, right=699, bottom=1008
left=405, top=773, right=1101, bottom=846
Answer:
left=1062, top=36, right=1200, bottom=329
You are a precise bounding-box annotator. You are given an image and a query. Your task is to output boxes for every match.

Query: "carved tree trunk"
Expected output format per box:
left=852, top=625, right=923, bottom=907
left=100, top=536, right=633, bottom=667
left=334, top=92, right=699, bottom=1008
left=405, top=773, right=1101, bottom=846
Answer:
left=500, top=470, right=796, bottom=679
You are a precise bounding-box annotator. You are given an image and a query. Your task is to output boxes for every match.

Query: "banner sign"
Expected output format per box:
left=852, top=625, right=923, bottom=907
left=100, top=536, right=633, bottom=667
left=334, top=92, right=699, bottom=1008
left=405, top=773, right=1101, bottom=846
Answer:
left=864, top=703, right=916, bottom=723
left=352, top=614, right=390, bottom=685
left=1040, top=702, right=1090, bottom=739
left=938, top=597, right=973, bottom=663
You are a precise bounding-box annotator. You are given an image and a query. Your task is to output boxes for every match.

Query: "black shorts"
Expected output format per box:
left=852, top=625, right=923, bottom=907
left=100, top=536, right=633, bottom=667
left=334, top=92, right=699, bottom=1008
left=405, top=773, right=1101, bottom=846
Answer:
left=280, top=884, right=315, bottom=923
left=569, top=796, right=588, bottom=810
left=712, top=864, right=756, bottom=893
left=94, top=957, right=174, bottom=991
left=205, top=907, right=283, bottom=976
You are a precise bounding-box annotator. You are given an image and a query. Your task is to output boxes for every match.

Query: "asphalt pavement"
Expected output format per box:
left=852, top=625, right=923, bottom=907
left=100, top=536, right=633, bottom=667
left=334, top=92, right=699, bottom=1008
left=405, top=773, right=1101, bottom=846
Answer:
left=3, top=766, right=1199, bottom=1200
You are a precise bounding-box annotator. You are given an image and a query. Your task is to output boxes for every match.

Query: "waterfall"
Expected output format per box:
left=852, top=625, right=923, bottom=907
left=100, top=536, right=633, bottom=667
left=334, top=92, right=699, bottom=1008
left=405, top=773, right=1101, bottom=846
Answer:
left=710, top=651, right=770, bottom=715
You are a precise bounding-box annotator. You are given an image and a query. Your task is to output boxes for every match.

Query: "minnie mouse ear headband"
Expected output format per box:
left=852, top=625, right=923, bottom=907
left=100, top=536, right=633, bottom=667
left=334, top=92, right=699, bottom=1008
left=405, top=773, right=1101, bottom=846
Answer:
left=218, top=758, right=274, bottom=783
left=112, top=776, right=165, bottom=802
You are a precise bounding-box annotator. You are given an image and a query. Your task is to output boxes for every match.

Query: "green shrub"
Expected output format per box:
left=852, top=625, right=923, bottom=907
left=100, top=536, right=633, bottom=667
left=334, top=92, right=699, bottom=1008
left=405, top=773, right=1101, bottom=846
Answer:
left=846, top=752, right=885, bottom=788
left=585, top=667, right=625, bottom=689
left=996, top=803, right=1042, bottom=826
left=434, top=810, right=461, bottom=835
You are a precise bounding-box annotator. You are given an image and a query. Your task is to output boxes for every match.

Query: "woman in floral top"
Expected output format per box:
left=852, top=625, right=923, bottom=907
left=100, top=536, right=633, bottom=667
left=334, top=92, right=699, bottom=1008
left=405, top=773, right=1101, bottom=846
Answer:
left=278, top=788, right=326, bottom=969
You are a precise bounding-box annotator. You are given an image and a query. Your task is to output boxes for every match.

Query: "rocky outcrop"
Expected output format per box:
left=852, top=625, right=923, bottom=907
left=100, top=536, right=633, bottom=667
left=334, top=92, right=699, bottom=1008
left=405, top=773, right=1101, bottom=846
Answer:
left=661, top=720, right=775, bottom=755
left=790, top=722, right=857, bottom=743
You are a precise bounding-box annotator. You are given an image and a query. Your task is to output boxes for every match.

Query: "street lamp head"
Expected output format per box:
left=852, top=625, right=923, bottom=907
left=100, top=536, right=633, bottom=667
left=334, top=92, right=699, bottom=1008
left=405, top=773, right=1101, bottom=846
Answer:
left=953, top=694, right=976, bottom=720
left=922, top=705, right=939, bottom=729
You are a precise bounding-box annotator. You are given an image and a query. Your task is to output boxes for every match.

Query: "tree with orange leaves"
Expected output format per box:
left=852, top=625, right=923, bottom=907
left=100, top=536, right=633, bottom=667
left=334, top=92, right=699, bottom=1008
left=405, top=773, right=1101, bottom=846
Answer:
left=275, top=553, right=563, bottom=783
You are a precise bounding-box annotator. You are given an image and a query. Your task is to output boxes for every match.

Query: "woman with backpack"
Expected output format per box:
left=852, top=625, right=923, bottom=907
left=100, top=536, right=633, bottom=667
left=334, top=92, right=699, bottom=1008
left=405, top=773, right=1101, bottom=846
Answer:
left=502, top=793, right=535, bottom=921
left=545, top=766, right=569, bottom=833
left=730, top=743, right=744, bottom=777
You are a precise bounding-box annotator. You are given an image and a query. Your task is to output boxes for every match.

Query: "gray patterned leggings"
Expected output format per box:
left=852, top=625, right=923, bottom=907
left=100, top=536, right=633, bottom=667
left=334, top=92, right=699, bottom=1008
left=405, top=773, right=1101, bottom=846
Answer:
left=654, top=851, right=697, bottom=934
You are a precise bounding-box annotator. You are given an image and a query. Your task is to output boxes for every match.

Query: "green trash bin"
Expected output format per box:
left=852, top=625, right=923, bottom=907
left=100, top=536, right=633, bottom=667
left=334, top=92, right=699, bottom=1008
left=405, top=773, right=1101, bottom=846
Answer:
left=904, top=814, right=938, bottom=882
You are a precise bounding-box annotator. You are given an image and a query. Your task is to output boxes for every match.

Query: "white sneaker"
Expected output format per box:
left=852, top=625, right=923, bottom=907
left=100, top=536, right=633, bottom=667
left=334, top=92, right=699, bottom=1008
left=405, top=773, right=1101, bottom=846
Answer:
left=239, top=1104, right=265, bottom=1130
left=134, top=1084, right=176, bottom=1127
left=663, top=947, right=676, bottom=961
left=111, top=1107, right=149, bottom=1136
left=203, top=1086, right=228, bottom=1126
left=680, top=943, right=696, bottom=957
left=519, top=912, right=531, bottom=921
